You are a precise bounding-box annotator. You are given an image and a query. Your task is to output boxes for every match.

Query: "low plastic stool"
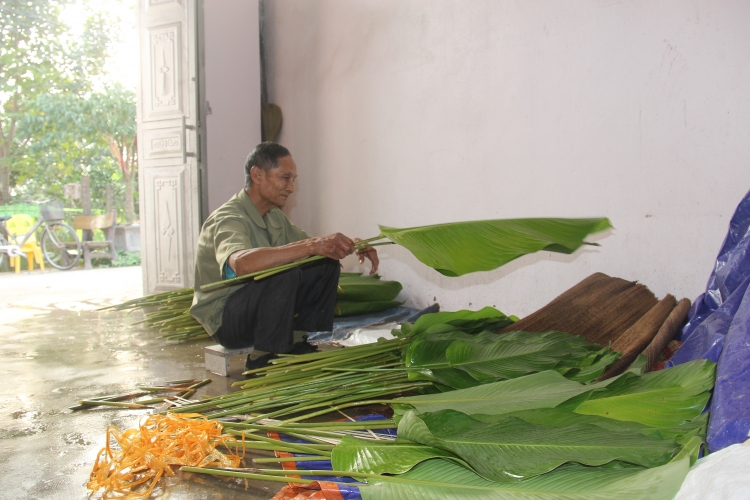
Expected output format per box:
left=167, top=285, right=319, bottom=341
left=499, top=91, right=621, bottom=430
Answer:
left=204, top=344, right=254, bottom=376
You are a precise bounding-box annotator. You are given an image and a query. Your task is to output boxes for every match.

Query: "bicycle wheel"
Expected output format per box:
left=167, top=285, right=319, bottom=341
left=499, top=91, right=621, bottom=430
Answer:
left=41, top=222, right=82, bottom=270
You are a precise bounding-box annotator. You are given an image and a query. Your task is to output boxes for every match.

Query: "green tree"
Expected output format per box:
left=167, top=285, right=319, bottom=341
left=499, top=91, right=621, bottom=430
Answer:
left=0, top=0, right=114, bottom=203
left=14, top=92, right=113, bottom=205
left=16, top=85, right=137, bottom=222
left=89, top=85, right=137, bottom=223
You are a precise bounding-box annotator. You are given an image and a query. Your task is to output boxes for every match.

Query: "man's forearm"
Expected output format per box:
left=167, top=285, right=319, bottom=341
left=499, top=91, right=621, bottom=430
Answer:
left=228, top=239, right=318, bottom=276
left=229, top=232, right=357, bottom=276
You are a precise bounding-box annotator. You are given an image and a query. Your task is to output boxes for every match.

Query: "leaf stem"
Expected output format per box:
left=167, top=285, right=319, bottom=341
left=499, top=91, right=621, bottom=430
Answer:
left=200, top=235, right=387, bottom=291
left=180, top=466, right=361, bottom=486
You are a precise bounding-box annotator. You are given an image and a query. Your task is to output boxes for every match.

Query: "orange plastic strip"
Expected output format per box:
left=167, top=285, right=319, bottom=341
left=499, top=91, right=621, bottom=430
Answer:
left=87, top=413, right=243, bottom=499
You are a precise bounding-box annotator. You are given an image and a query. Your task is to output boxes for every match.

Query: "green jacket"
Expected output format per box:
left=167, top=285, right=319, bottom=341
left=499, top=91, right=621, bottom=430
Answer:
left=190, top=189, right=309, bottom=335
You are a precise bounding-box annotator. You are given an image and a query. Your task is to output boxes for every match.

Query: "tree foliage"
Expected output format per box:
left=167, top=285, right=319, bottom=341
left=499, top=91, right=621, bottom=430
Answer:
left=89, top=84, right=137, bottom=222
left=16, top=84, right=138, bottom=221
left=0, top=0, right=116, bottom=204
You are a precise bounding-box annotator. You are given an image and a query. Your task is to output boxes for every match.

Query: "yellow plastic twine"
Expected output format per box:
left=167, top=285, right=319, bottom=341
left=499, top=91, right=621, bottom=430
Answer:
left=88, top=413, right=243, bottom=499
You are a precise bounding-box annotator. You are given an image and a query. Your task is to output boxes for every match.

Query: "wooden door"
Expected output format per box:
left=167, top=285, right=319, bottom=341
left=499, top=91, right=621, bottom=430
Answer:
left=136, top=0, right=202, bottom=294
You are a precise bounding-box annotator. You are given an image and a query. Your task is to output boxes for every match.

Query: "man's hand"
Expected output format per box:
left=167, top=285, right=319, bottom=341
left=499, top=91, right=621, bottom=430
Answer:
left=312, top=233, right=356, bottom=260
left=355, top=238, right=379, bottom=275
left=230, top=233, right=378, bottom=277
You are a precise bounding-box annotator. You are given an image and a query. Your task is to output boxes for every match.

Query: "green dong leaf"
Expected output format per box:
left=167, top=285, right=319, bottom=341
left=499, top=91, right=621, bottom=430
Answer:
left=397, top=408, right=678, bottom=483
left=408, top=307, right=516, bottom=337
left=337, top=274, right=403, bottom=302
left=379, top=218, right=612, bottom=277
left=393, top=370, right=609, bottom=418
left=404, top=330, right=619, bottom=389
left=335, top=300, right=403, bottom=317
left=572, top=360, right=716, bottom=427
left=331, top=435, right=467, bottom=476
left=359, top=454, right=691, bottom=500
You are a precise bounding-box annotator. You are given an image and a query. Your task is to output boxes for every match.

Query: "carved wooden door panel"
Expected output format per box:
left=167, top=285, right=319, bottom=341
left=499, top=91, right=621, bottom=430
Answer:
left=137, top=0, right=201, bottom=294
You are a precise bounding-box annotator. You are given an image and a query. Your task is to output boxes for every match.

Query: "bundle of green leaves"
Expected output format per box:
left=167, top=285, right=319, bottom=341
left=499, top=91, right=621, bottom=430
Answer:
left=328, top=359, right=715, bottom=499
left=108, top=274, right=405, bottom=341
left=335, top=273, right=403, bottom=317
left=179, top=307, right=713, bottom=499
left=401, top=307, right=619, bottom=389
left=176, top=307, right=626, bottom=433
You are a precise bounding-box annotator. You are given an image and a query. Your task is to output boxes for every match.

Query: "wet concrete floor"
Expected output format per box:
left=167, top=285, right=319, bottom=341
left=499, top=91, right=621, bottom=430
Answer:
left=0, top=267, right=283, bottom=499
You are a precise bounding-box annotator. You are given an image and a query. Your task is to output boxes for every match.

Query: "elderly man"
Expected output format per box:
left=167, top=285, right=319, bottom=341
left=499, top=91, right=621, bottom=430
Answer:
left=190, top=142, right=378, bottom=370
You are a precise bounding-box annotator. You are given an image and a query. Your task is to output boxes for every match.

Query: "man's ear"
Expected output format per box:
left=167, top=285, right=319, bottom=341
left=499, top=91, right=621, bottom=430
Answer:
left=250, top=166, right=263, bottom=184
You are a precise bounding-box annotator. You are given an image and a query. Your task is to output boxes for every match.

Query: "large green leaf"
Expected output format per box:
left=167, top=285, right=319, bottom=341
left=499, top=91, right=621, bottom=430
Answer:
left=474, top=408, right=660, bottom=438
left=334, top=409, right=670, bottom=478
left=359, top=454, right=691, bottom=500
left=392, top=370, right=609, bottom=418
left=331, top=435, right=467, bottom=475
left=379, top=218, right=612, bottom=277
left=404, top=330, right=618, bottom=388
left=443, top=331, right=603, bottom=383
left=558, top=348, right=621, bottom=383
left=408, top=367, right=487, bottom=390
left=655, top=413, right=708, bottom=445
left=334, top=300, right=403, bottom=317
left=337, top=274, right=403, bottom=302
left=573, top=360, right=716, bottom=427
left=408, top=307, right=517, bottom=337
left=403, top=331, right=486, bottom=390
left=393, top=359, right=714, bottom=430
left=397, top=409, right=678, bottom=483
left=404, top=330, right=475, bottom=367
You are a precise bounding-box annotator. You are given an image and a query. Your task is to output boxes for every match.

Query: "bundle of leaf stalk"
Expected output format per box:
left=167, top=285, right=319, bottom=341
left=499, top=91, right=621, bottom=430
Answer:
left=105, top=217, right=613, bottom=341
left=170, top=307, right=714, bottom=500
left=106, top=273, right=404, bottom=341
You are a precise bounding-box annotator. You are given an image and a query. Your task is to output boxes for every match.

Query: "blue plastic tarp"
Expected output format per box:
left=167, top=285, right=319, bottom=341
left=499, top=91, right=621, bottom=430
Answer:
left=667, top=188, right=750, bottom=452
left=677, top=188, right=750, bottom=342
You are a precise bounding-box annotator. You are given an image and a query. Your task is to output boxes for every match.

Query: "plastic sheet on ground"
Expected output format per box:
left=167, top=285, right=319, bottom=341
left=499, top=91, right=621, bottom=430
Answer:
left=667, top=188, right=750, bottom=452
left=307, top=304, right=439, bottom=343
left=673, top=438, right=750, bottom=500
left=336, top=323, right=400, bottom=347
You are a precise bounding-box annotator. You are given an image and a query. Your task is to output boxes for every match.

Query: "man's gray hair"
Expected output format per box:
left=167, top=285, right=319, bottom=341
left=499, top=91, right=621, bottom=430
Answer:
left=245, top=142, right=291, bottom=187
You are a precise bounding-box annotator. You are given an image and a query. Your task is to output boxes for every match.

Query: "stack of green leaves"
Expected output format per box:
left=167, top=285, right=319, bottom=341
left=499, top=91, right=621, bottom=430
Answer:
left=402, top=307, right=619, bottom=389
left=185, top=359, right=714, bottom=500
left=172, top=336, right=422, bottom=422
left=335, top=273, right=403, bottom=317
left=399, top=306, right=519, bottom=337
left=114, top=288, right=209, bottom=342
left=323, top=359, right=715, bottom=499
left=102, top=274, right=405, bottom=341
left=172, top=308, right=623, bottom=429
left=160, top=290, right=701, bottom=498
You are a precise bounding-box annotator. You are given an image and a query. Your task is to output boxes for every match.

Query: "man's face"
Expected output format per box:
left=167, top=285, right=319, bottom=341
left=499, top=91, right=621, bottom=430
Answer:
left=255, top=155, right=297, bottom=208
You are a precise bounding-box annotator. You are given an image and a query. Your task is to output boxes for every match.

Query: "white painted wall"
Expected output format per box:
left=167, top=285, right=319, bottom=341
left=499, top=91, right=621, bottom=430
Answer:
left=264, top=0, right=750, bottom=317
left=203, top=0, right=261, bottom=213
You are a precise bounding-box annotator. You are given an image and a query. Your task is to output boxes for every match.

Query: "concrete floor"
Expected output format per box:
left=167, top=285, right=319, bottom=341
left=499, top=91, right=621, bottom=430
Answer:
left=0, top=267, right=283, bottom=499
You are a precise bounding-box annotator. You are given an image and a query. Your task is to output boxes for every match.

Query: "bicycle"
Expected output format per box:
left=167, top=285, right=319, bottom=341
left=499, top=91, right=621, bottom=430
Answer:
left=0, top=202, right=83, bottom=271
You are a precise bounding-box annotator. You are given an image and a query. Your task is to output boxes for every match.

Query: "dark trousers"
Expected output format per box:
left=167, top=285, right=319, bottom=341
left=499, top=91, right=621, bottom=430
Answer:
left=212, top=258, right=340, bottom=353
